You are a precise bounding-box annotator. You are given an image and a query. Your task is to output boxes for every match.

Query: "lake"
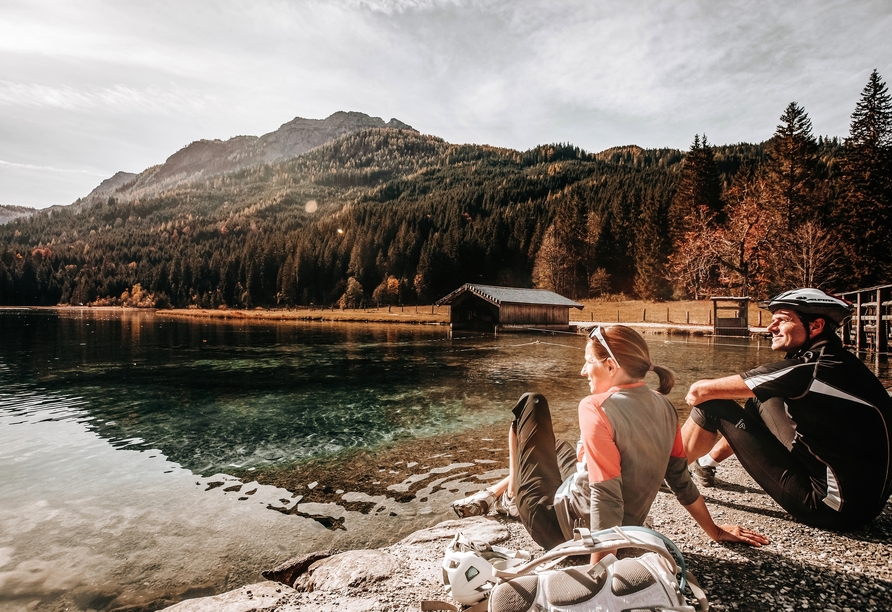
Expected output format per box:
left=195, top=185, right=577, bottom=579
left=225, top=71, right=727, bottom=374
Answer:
left=1, top=309, right=887, bottom=611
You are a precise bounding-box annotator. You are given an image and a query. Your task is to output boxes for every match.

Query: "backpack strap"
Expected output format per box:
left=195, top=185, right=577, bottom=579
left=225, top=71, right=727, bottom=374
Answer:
left=421, top=600, right=488, bottom=612
left=684, top=570, right=709, bottom=612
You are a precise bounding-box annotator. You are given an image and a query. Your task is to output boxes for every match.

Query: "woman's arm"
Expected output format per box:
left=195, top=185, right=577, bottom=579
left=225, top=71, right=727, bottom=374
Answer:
left=683, top=495, right=770, bottom=546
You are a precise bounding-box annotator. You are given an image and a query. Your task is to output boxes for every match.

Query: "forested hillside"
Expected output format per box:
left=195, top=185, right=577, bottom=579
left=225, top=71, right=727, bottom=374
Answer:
left=1, top=71, right=890, bottom=308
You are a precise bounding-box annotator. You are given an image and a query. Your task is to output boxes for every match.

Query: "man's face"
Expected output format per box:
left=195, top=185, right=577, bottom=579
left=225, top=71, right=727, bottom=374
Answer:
left=766, top=308, right=809, bottom=352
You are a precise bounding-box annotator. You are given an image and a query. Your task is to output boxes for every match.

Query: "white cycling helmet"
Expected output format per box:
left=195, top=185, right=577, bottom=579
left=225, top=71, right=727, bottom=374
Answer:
left=763, top=288, right=854, bottom=327
left=442, top=549, right=498, bottom=605
left=441, top=533, right=530, bottom=605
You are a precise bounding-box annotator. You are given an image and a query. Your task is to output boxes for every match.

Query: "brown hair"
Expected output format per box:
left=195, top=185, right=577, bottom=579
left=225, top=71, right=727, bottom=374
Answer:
left=588, top=325, right=675, bottom=394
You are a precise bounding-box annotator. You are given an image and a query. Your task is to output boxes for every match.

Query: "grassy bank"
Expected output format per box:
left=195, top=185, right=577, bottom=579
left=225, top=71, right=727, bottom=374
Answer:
left=155, top=304, right=451, bottom=324
left=154, top=299, right=768, bottom=327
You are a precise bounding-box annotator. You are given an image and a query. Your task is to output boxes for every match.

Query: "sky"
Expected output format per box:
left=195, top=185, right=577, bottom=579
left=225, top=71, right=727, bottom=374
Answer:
left=1, top=0, right=890, bottom=209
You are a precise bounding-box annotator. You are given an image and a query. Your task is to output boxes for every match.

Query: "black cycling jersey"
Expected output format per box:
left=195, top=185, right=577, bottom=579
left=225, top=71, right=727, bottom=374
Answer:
left=740, top=335, right=892, bottom=515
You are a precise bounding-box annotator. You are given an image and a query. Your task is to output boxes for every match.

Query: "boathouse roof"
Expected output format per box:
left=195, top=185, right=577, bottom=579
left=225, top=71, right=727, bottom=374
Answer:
left=436, top=284, right=583, bottom=308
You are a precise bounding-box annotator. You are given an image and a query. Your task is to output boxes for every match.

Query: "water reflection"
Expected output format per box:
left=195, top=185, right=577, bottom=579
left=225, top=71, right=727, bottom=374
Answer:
left=1, top=310, right=888, bottom=611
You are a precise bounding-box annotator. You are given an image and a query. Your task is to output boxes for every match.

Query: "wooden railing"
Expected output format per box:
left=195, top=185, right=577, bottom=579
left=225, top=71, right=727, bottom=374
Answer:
left=838, top=284, right=892, bottom=355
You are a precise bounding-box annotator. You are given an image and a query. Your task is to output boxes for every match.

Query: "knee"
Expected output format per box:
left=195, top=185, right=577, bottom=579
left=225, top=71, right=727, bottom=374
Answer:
left=689, top=402, right=721, bottom=433
left=512, top=392, right=548, bottom=419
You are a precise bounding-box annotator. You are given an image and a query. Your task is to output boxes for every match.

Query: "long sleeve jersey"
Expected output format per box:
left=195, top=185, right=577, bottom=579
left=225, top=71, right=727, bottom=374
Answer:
left=578, top=382, right=699, bottom=530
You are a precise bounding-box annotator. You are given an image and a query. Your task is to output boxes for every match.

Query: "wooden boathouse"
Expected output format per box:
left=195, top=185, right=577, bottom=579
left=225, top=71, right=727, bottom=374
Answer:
left=838, top=283, right=892, bottom=356
left=436, top=284, right=583, bottom=332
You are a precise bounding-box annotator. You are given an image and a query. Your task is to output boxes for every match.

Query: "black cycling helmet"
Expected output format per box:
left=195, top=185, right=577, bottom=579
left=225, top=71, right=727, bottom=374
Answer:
left=762, top=288, right=854, bottom=327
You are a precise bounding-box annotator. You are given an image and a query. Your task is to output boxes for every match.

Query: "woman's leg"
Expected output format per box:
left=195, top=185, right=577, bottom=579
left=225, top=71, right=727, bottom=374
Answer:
left=511, top=392, right=567, bottom=549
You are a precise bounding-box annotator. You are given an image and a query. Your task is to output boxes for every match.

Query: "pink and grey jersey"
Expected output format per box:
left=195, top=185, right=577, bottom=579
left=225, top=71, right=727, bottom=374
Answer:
left=578, top=382, right=699, bottom=530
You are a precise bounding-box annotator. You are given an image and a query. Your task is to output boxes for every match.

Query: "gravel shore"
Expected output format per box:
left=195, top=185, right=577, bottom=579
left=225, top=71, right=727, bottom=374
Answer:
left=165, top=455, right=892, bottom=612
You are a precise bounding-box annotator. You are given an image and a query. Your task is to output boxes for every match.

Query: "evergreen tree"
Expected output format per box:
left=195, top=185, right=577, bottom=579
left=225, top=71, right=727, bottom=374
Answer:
left=633, top=194, right=672, bottom=300
left=838, top=70, right=892, bottom=285
left=668, top=134, right=723, bottom=246
left=766, top=102, right=820, bottom=229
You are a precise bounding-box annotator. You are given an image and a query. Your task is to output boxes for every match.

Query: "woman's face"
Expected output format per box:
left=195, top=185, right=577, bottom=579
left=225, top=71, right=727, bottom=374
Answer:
left=581, top=342, right=612, bottom=395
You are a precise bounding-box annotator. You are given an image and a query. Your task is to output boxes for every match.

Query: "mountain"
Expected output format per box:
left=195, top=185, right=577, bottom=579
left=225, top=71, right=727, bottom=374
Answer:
left=83, top=171, right=139, bottom=201
left=80, top=111, right=415, bottom=205
left=0, top=205, right=36, bottom=225
left=5, top=119, right=843, bottom=310
left=0, top=130, right=685, bottom=307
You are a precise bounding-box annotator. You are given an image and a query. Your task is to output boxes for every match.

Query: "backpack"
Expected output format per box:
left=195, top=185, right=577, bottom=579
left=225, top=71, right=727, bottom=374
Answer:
left=430, top=526, right=707, bottom=612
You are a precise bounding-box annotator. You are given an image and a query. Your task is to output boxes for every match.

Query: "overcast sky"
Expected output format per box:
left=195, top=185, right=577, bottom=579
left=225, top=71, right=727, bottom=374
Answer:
left=1, top=0, right=890, bottom=209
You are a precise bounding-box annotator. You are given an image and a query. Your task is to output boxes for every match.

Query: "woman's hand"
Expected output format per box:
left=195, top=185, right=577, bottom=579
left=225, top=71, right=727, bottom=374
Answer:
left=683, top=496, right=770, bottom=547
left=711, top=524, right=770, bottom=547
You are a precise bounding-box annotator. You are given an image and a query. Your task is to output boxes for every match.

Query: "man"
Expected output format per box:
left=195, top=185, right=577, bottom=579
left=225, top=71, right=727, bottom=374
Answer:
left=682, top=288, right=892, bottom=530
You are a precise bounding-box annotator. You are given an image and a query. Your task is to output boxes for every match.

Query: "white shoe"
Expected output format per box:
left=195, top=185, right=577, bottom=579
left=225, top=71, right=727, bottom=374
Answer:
left=495, top=491, right=519, bottom=518
left=451, top=490, right=496, bottom=518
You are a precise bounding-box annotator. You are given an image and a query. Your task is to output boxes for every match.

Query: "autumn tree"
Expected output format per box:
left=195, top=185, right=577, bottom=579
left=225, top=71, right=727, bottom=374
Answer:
left=713, top=174, right=779, bottom=297
left=667, top=205, right=721, bottom=300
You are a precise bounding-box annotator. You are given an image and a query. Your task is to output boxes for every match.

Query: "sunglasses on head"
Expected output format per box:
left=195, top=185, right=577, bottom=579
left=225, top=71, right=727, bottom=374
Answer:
left=588, top=326, right=618, bottom=364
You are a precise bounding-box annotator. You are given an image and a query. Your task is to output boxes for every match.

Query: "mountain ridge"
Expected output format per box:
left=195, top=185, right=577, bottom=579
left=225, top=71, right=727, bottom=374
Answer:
left=82, top=111, right=415, bottom=205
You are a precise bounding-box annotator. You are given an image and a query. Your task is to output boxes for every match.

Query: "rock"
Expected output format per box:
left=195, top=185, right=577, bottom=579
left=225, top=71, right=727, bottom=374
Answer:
left=399, top=516, right=509, bottom=545
left=293, top=550, right=404, bottom=592
left=261, top=549, right=340, bottom=588
left=160, top=581, right=293, bottom=612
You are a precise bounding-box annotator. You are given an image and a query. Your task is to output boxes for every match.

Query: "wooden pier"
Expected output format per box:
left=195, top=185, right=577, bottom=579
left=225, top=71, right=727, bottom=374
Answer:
left=838, top=284, right=892, bottom=356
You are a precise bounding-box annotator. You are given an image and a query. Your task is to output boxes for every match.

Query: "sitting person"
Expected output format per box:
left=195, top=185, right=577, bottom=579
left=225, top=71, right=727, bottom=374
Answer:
left=453, top=325, right=768, bottom=552
left=683, top=288, right=892, bottom=531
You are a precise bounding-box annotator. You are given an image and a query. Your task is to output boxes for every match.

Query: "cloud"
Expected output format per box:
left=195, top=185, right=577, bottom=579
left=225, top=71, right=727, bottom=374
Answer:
left=0, top=159, right=107, bottom=177
left=0, top=81, right=218, bottom=114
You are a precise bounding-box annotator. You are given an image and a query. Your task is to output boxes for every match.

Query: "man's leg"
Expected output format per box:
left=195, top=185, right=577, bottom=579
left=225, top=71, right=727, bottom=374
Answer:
left=689, top=399, right=847, bottom=529
left=681, top=417, right=719, bottom=464
left=687, top=397, right=792, bottom=487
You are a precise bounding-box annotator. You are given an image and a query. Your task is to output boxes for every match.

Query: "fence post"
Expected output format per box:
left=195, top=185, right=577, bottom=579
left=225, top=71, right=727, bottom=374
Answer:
left=616, top=309, right=620, bottom=323
left=642, top=309, right=646, bottom=322
left=666, top=307, right=670, bottom=323
left=686, top=311, right=690, bottom=324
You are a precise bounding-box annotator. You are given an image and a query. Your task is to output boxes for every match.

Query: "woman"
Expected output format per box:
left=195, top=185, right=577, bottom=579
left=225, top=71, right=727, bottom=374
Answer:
left=453, top=325, right=768, bottom=552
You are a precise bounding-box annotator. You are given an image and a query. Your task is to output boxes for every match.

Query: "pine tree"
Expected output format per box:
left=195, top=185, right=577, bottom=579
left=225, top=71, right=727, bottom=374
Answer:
left=669, top=134, right=723, bottom=246
left=838, top=69, right=892, bottom=285
left=766, top=102, right=819, bottom=229
left=633, top=194, right=673, bottom=300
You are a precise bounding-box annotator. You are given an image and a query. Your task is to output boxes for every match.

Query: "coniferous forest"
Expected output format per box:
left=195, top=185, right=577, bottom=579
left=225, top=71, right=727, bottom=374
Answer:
left=1, top=71, right=890, bottom=309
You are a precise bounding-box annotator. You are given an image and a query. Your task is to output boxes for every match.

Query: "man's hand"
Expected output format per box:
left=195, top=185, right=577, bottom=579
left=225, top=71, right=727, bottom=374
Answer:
left=685, top=374, right=755, bottom=407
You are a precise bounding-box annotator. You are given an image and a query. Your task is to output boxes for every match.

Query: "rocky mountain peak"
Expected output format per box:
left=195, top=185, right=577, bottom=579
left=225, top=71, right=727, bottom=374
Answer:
left=84, top=111, right=415, bottom=204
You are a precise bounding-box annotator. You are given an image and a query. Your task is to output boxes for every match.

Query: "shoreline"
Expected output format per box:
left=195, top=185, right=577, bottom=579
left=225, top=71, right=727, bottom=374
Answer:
left=163, top=455, right=892, bottom=612
left=16, top=304, right=773, bottom=337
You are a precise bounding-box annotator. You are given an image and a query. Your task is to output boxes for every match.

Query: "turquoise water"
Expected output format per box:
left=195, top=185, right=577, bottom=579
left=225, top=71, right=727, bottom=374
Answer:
left=1, top=309, right=887, bottom=611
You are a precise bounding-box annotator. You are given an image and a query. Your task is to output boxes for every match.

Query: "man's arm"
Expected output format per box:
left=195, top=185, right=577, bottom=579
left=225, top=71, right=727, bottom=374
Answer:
left=685, top=374, right=754, bottom=406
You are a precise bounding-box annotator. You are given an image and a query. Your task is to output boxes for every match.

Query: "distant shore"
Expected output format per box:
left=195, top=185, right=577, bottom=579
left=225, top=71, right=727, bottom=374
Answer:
left=10, top=298, right=767, bottom=329
left=155, top=305, right=452, bottom=325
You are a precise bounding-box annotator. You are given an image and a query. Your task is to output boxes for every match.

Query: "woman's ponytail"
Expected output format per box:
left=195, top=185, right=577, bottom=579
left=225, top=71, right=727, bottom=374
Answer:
left=651, top=364, right=675, bottom=395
